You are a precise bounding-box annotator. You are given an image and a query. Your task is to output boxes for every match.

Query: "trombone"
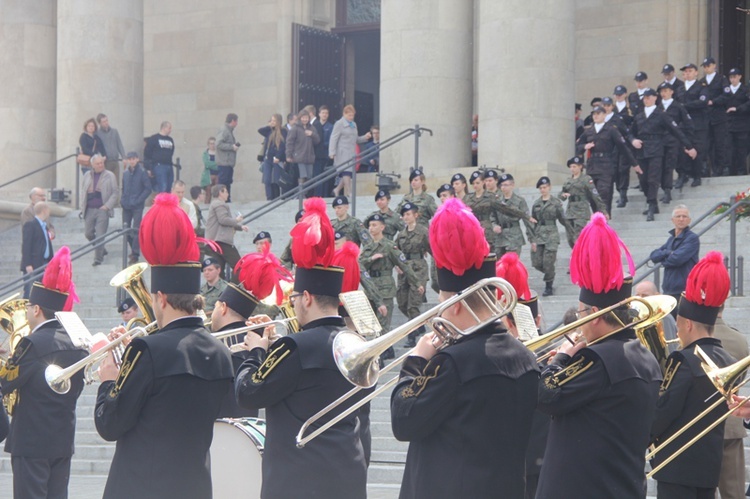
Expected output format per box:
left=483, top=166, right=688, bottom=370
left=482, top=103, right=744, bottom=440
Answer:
left=212, top=317, right=298, bottom=352
left=295, top=277, right=517, bottom=448
left=645, top=346, right=750, bottom=478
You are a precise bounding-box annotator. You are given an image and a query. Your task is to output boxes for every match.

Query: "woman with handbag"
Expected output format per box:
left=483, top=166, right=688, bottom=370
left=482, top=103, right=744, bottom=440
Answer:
left=257, top=114, right=287, bottom=201
left=78, top=118, right=107, bottom=175
left=201, top=137, right=218, bottom=203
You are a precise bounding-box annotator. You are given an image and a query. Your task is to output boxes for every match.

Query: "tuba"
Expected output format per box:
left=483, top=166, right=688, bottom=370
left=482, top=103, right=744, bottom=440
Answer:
left=110, top=262, right=156, bottom=328
left=0, top=293, right=30, bottom=415
left=260, top=280, right=298, bottom=334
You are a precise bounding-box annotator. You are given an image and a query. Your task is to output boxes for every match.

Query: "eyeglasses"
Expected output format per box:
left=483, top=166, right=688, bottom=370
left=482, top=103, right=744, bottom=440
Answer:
left=289, top=293, right=303, bottom=304
left=575, top=307, right=592, bottom=320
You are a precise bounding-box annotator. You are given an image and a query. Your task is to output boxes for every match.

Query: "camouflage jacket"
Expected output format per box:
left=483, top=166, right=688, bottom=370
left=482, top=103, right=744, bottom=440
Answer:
left=397, top=191, right=437, bottom=227
left=558, top=174, right=608, bottom=220
left=530, top=197, right=571, bottom=247
left=332, top=215, right=371, bottom=246
left=359, top=238, right=419, bottom=299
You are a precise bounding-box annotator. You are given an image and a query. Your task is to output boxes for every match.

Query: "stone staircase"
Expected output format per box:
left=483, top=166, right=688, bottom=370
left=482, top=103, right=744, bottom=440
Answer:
left=0, top=174, right=748, bottom=498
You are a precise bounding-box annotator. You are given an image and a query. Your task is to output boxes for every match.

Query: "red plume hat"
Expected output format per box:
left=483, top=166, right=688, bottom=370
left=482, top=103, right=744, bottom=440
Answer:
left=429, top=198, right=495, bottom=292
left=677, top=251, right=729, bottom=325
left=496, top=252, right=538, bottom=318
left=30, top=246, right=79, bottom=312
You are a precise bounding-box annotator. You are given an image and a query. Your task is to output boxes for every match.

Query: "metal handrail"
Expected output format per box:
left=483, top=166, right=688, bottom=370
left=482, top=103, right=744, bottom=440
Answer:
left=0, top=151, right=81, bottom=209
left=242, top=125, right=432, bottom=224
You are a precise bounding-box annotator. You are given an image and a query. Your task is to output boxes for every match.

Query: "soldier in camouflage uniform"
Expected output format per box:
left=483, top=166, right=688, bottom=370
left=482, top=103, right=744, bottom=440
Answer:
left=491, top=173, right=536, bottom=257
left=396, top=169, right=437, bottom=228
left=530, top=177, right=572, bottom=297
left=368, top=190, right=402, bottom=240
left=450, top=172, right=469, bottom=202
left=559, top=156, right=608, bottom=248
left=331, top=195, right=370, bottom=246
left=360, top=214, right=421, bottom=335
left=395, top=203, right=430, bottom=347
left=253, top=231, right=272, bottom=253
left=464, top=170, right=496, bottom=245
left=200, top=257, right=228, bottom=312
left=280, top=210, right=304, bottom=270
left=430, top=184, right=454, bottom=292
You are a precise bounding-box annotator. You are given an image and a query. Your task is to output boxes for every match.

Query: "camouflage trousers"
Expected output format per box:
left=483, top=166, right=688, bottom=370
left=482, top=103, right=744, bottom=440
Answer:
left=531, top=243, right=558, bottom=283
left=565, top=218, right=588, bottom=249
left=495, top=245, right=522, bottom=258
left=376, top=297, right=395, bottom=331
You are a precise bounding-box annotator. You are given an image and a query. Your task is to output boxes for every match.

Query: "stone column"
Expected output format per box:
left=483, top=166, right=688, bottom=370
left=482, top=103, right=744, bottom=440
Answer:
left=380, top=0, right=473, bottom=185
left=477, top=0, right=575, bottom=187
left=56, top=1, right=144, bottom=194
left=0, top=1, right=57, bottom=198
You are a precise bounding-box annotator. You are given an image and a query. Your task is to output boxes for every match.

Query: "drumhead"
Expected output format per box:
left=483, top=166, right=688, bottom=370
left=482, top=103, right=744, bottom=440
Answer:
left=211, top=417, right=266, bottom=499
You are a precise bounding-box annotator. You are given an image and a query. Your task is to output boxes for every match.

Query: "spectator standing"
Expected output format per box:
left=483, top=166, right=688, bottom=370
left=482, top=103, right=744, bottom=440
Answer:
left=79, top=118, right=106, bottom=175
left=205, top=184, right=248, bottom=281
left=360, top=125, right=380, bottom=172
left=121, top=151, right=152, bottom=264
left=172, top=180, right=198, bottom=230
left=96, top=113, right=126, bottom=184
left=82, top=154, right=119, bottom=266
left=330, top=105, right=371, bottom=198
left=649, top=204, right=700, bottom=314
left=189, top=186, right=206, bottom=237
left=143, top=121, right=175, bottom=193
left=258, top=114, right=287, bottom=201
left=216, top=113, right=240, bottom=201
left=285, top=109, right=320, bottom=188
left=20, top=187, right=55, bottom=238
left=201, top=137, right=218, bottom=203
left=726, top=68, right=750, bottom=176
left=471, top=114, right=478, bottom=166
left=20, top=202, right=53, bottom=299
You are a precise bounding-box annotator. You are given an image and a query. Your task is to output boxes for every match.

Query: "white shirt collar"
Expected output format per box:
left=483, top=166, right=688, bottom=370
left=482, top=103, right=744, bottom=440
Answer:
left=706, top=73, right=715, bottom=84
left=731, top=84, right=740, bottom=93
left=644, top=105, right=657, bottom=118
left=604, top=112, right=614, bottom=122
left=594, top=123, right=605, bottom=133
left=616, top=101, right=626, bottom=111
left=667, top=77, right=676, bottom=85
left=685, top=79, right=695, bottom=90
left=662, top=98, right=673, bottom=109
left=638, top=88, right=646, bottom=96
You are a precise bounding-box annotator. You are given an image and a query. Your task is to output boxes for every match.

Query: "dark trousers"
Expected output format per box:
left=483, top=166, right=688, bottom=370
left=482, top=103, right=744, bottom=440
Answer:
left=206, top=241, right=242, bottom=283
left=12, top=456, right=71, bottom=499
left=312, top=158, right=328, bottom=197
left=589, top=168, right=614, bottom=214
left=122, top=207, right=144, bottom=257
left=661, top=138, right=680, bottom=190
left=656, top=480, right=714, bottom=499
left=729, top=131, right=749, bottom=175
left=707, top=120, right=730, bottom=175
left=637, top=155, right=663, bottom=204
left=679, top=128, right=708, bottom=179
left=217, top=165, right=234, bottom=201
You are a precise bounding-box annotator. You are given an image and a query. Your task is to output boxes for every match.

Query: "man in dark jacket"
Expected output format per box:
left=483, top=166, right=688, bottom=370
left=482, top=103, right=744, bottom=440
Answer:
left=121, top=151, right=152, bottom=264
left=700, top=57, right=732, bottom=176
left=726, top=68, right=750, bottom=176
left=20, top=202, right=53, bottom=299
left=649, top=204, right=700, bottom=316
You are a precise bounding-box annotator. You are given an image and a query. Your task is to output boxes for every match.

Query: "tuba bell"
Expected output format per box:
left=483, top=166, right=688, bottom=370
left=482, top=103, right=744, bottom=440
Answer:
left=0, top=293, right=29, bottom=415
left=110, top=262, right=156, bottom=327
left=260, top=279, right=299, bottom=334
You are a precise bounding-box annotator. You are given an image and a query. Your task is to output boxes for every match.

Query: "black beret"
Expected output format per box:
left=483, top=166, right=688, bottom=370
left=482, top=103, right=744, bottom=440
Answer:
left=118, top=297, right=136, bottom=314
left=253, top=231, right=271, bottom=244
left=375, top=189, right=390, bottom=200
left=332, top=195, right=349, bottom=207
left=536, top=176, right=551, bottom=188
left=400, top=202, right=418, bottom=215
left=567, top=156, right=584, bottom=167
left=409, top=169, right=424, bottom=181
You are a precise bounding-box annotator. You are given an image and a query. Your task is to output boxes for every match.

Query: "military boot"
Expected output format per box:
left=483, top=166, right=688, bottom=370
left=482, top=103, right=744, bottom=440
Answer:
left=674, top=174, right=686, bottom=190
left=543, top=281, right=554, bottom=297
left=646, top=202, right=657, bottom=222
left=616, top=190, right=628, bottom=208
left=661, top=189, right=672, bottom=204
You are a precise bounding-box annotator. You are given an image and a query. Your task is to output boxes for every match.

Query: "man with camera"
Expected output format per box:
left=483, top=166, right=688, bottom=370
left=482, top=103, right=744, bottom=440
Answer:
left=216, top=113, right=240, bottom=201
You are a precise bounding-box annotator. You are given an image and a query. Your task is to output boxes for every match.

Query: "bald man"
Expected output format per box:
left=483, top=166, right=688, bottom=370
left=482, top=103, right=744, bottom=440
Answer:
left=634, top=281, right=678, bottom=353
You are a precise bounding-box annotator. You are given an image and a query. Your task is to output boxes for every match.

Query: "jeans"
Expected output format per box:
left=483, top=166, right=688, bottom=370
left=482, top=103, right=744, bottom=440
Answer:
left=122, top=207, right=144, bottom=257
left=84, top=208, right=110, bottom=263
left=153, top=163, right=174, bottom=193
left=217, top=165, right=234, bottom=201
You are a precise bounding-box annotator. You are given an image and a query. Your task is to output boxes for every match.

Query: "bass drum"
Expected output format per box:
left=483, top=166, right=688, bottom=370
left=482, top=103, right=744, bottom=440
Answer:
left=211, top=417, right=266, bottom=499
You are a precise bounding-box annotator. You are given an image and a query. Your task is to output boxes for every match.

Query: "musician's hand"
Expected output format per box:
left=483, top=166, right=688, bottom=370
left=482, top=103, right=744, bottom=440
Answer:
left=377, top=305, right=388, bottom=316
left=412, top=332, right=439, bottom=361
left=108, top=326, right=131, bottom=347
left=558, top=333, right=586, bottom=357
left=245, top=315, right=273, bottom=351
left=728, top=394, right=750, bottom=418
left=98, top=351, right=120, bottom=382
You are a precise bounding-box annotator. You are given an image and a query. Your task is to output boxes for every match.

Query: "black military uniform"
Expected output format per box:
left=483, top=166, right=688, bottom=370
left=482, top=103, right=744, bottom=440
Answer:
left=677, top=65, right=710, bottom=187
left=658, top=82, right=694, bottom=203
left=235, top=316, right=369, bottom=499
left=0, top=388, right=8, bottom=443
left=95, top=316, right=233, bottom=499
left=662, top=64, right=686, bottom=102
left=628, top=72, right=649, bottom=117
left=726, top=68, right=750, bottom=176
left=0, top=279, right=87, bottom=499
left=627, top=88, right=694, bottom=220
left=215, top=320, right=257, bottom=418
left=576, top=111, right=639, bottom=214
left=700, top=57, right=732, bottom=176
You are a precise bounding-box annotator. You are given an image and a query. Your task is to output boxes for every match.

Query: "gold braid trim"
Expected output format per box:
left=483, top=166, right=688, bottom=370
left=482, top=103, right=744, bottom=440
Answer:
left=251, top=343, right=291, bottom=384
left=0, top=339, right=31, bottom=382
left=109, top=349, right=142, bottom=399
left=543, top=357, right=594, bottom=389
left=660, top=357, right=682, bottom=394
left=400, top=365, right=441, bottom=399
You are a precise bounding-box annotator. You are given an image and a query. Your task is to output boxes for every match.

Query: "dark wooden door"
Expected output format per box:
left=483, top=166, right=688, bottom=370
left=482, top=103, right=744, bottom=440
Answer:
left=292, top=24, right=345, bottom=118
left=717, top=0, right=747, bottom=72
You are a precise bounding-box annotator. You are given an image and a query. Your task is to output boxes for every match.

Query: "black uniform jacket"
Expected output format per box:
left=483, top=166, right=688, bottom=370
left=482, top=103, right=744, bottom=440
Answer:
left=650, top=337, right=735, bottom=488
left=576, top=122, right=638, bottom=174
left=95, top=316, right=233, bottom=499
left=628, top=108, right=693, bottom=159
left=20, top=219, right=52, bottom=272
left=391, top=325, right=539, bottom=499
left=661, top=100, right=694, bottom=143
left=536, top=329, right=662, bottom=499
left=680, top=81, right=710, bottom=130
left=727, top=83, right=750, bottom=132
left=215, top=321, right=257, bottom=418
left=700, top=73, right=731, bottom=123
left=0, top=319, right=87, bottom=457
left=0, top=388, right=8, bottom=443
left=235, top=316, right=369, bottom=499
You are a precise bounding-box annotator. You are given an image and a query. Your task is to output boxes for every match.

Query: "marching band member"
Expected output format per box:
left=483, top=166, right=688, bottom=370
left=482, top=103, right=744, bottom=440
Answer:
left=235, top=197, right=369, bottom=499
left=650, top=251, right=735, bottom=499
left=390, top=198, right=539, bottom=499
left=0, top=247, right=87, bottom=499
left=536, top=213, right=662, bottom=498
left=95, top=194, right=233, bottom=499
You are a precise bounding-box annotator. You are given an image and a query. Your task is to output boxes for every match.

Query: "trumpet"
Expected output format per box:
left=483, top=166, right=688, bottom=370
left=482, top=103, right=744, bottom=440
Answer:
left=295, top=277, right=517, bottom=448
left=212, top=318, right=298, bottom=352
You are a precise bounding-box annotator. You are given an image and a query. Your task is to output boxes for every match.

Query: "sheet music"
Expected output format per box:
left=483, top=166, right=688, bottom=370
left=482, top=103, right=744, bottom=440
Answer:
left=55, top=312, right=95, bottom=350
left=340, top=290, right=383, bottom=339
left=512, top=303, right=538, bottom=342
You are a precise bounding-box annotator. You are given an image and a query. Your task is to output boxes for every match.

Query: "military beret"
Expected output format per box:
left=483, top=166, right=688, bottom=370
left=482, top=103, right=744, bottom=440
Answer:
left=375, top=189, right=390, bottom=201
left=202, top=257, right=220, bottom=269
left=500, top=173, right=514, bottom=183
left=634, top=71, right=648, bottom=81
left=592, top=106, right=606, bottom=114
left=701, top=56, right=716, bottom=67
left=680, top=63, right=698, bottom=71
left=484, top=169, right=500, bottom=179
left=657, top=82, right=673, bottom=92
left=451, top=173, right=467, bottom=184
left=294, top=210, right=304, bottom=223
left=642, top=88, right=658, bottom=97
left=590, top=97, right=602, bottom=106
left=661, top=63, right=675, bottom=74
left=567, top=156, right=584, bottom=167
left=332, top=195, right=349, bottom=207
left=729, top=68, right=742, bottom=76
left=601, top=97, right=614, bottom=105
left=613, top=85, right=627, bottom=95
left=436, top=184, right=452, bottom=197
left=367, top=214, right=385, bottom=225
left=118, top=297, right=136, bottom=314
left=536, top=177, right=551, bottom=188
left=334, top=231, right=345, bottom=240
left=409, top=169, right=424, bottom=181
left=469, top=171, right=484, bottom=183
left=253, top=231, right=271, bottom=244
left=400, top=202, right=418, bottom=215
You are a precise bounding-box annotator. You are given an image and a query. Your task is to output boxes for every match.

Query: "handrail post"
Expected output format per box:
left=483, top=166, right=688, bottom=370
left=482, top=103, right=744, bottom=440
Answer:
left=738, top=256, right=744, bottom=297
left=175, top=158, right=181, bottom=182
left=654, top=266, right=661, bottom=292
left=352, top=166, right=357, bottom=217
left=729, top=195, right=737, bottom=295
left=75, top=148, right=81, bottom=210
left=414, top=124, right=420, bottom=171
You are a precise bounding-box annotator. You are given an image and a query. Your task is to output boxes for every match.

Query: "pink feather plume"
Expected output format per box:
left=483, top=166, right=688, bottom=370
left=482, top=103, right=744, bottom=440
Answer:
left=570, top=213, right=634, bottom=293
left=429, top=198, right=489, bottom=275
left=139, top=193, right=199, bottom=264
left=42, top=246, right=79, bottom=311
left=235, top=244, right=293, bottom=305
left=685, top=251, right=729, bottom=307
left=332, top=242, right=361, bottom=293
left=290, top=197, right=335, bottom=269
left=496, top=252, right=531, bottom=300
